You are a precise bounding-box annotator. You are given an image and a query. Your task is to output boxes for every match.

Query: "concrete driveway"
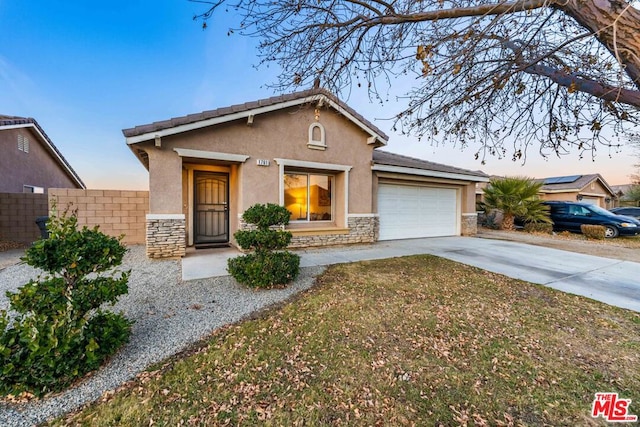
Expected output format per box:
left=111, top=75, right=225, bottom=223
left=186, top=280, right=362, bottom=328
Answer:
left=184, top=236, right=640, bottom=312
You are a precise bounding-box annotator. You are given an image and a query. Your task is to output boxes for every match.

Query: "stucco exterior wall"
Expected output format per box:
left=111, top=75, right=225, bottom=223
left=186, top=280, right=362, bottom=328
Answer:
left=0, top=127, right=80, bottom=193
left=461, top=182, right=477, bottom=214
left=539, top=192, right=580, bottom=203
left=146, top=148, right=183, bottom=213
left=143, top=104, right=375, bottom=218
left=540, top=180, right=615, bottom=208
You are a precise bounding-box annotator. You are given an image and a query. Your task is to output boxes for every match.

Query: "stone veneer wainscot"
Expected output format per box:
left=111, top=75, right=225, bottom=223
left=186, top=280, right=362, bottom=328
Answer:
left=461, top=213, right=478, bottom=236
left=146, top=214, right=186, bottom=258
left=238, top=214, right=379, bottom=249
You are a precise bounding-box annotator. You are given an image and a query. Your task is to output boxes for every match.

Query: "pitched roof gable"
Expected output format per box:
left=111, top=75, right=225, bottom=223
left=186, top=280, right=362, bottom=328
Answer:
left=372, top=150, right=489, bottom=181
left=537, top=173, right=614, bottom=195
left=123, top=89, right=389, bottom=145
left=0, top=115, right=85, bottom=189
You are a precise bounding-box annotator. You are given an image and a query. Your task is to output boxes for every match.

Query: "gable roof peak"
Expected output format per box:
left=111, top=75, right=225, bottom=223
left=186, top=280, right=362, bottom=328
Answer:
left=538, top=173, right=614, bottom=195
left=122, top=88, right=388, bottom=145
left=0, top=115, right=85, bottom=189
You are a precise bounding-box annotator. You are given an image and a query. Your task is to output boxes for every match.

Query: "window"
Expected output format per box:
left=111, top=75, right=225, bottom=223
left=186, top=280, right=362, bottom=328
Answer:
left=569, top=205, right=590, bottom=216
left=23, top=185, right=44, bottom=194
left=307, top=123, right=326, bottom=150
left=18, top=134, right=30, bottom=153
left=284, top=172, right=333, bottom=221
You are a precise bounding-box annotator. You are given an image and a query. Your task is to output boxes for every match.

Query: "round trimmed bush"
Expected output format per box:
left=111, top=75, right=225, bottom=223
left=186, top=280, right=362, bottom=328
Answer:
left=228, top=203, right=300, bottom=289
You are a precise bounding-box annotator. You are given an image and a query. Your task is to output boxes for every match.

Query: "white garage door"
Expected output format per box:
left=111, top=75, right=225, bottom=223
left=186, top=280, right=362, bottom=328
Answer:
left=581, top=197, right=599, bottom=206
left=378, top=183, right=458, bottom=240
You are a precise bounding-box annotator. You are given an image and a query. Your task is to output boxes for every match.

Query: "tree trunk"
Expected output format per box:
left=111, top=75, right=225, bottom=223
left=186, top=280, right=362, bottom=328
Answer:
left=557, top=0, right=640, bottom=90
left=501, top=213, right=515, bottom=231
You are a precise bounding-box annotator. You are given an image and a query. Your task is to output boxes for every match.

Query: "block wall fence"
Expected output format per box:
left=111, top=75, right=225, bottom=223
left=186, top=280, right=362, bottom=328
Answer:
left=0, top=192, right=49, bottom=243
left=48, top=189, right=149, bottom=245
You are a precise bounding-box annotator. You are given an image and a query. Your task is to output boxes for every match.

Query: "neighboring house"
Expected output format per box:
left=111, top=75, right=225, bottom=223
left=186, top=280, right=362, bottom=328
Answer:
left=0, top=115, right=85, bottom=193
left=123, top=89, right=488, bottom=258
left=475, top=175, right=506, bottom=206
left=611, top=184, right=632, bottom=199
left=612, top=184, right=640, bottom=207
left=536, top=174, right=617, bottom=209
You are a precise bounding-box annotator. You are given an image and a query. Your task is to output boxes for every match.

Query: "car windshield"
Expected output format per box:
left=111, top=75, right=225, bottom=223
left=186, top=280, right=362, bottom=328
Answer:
left=589, top=205, right=617, bottom=216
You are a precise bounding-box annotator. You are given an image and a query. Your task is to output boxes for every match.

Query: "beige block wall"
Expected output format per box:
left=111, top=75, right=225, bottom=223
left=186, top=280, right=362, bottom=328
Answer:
left=0, top=192, right=49, bottom=242
left=48, top=189, right=149, bottom=244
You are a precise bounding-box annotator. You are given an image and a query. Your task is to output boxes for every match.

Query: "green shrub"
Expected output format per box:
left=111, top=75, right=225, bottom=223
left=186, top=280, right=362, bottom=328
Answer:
left=227, top=251, right=300, bottom=288
left=234, top=228, right=292, bottom=251
left=524, top=222, right=553, bottom=234
left=479, top=211, right=500, bottom=229
left=228, top=203, right=300, bottom=288
left=0, top=206, right=132, bottom=397
left=241, top=203, right=292, bottom=230
left=580, top=224, right=606, bottom=240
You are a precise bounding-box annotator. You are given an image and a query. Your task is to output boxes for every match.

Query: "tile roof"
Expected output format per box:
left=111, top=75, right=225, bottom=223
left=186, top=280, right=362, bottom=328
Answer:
left=372, top=150, right=488, bottom=178
left=122, top=88, right=389, bottom=141
left=0, top=115, right=86, bottom=189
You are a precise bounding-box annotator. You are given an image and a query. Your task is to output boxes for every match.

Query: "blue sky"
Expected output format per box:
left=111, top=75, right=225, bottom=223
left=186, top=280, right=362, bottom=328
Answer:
left=1, top=1, right=636, bottom=189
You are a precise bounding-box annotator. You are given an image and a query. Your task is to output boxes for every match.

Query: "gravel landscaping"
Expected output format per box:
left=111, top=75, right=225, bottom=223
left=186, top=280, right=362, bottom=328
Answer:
left=0, top=246, right=325, bottom=426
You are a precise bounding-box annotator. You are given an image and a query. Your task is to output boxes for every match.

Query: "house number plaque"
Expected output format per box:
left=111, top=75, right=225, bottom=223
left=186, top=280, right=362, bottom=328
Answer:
left=257, top=159, right=270, bottom=166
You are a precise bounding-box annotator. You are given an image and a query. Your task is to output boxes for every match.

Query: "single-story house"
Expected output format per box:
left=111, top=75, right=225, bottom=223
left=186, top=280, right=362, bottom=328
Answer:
left=0, top=115, right=85, bottom=193
left=123, top=89, right=489, bottom=258
left=536, top=174, right=617, bottom=209
left=611, top=184, right=639, bottom=207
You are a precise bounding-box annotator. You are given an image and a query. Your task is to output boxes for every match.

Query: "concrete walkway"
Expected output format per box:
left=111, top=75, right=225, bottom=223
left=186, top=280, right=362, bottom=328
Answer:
left=182, top=237, right=640, bottom=312
left=0, top=248, right=26, bottom=271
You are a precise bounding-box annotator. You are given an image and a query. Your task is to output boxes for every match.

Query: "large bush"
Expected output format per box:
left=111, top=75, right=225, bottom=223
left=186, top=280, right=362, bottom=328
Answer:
left=580, top=224, right=606, bottom=240
left=523, top=222, right=553, bottom=234
left=0, top=207, right=132, bottom=397
left=481, top=177, right=550, bottom=230
left=228, top=203, right=300, bottom=288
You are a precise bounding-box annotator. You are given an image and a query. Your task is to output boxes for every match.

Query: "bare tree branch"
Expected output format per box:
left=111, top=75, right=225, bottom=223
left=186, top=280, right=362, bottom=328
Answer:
left=194, top=0, right=640, bottom=162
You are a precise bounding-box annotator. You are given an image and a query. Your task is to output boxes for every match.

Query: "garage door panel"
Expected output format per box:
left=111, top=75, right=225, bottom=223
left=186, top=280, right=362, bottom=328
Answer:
left=378, top=183, right=458, bottom=240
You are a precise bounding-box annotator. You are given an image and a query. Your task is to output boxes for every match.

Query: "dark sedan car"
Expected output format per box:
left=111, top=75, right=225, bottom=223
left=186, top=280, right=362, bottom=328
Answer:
left=545, top=201, right=640, bottom=238
left=610, top=207, right=640, bottom=220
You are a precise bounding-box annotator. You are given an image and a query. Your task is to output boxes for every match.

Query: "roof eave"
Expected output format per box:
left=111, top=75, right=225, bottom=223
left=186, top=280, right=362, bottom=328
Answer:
left=0, top=122, right=86, bottom=189
left=124, top=93, right=388, bottom=146
left=372, top=163, right=489, bottom=182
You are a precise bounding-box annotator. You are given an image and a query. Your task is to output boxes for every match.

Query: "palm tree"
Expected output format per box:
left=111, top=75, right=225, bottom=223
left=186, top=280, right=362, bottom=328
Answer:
left=481, top=177, right=549, bottom=230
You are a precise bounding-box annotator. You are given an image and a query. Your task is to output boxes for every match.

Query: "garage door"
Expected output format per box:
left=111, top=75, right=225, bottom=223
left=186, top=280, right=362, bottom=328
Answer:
left=378, top=183, right=458, bottom=240
left=581, top=197, right=600, bottom=206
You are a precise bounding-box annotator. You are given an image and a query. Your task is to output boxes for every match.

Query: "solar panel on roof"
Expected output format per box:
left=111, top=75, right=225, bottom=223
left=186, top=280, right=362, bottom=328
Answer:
left=543, top=175, right=581, bottom=185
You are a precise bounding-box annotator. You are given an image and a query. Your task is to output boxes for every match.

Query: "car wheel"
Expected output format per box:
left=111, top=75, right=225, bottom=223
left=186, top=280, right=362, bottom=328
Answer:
left=604, top=226, right=619, bottom=238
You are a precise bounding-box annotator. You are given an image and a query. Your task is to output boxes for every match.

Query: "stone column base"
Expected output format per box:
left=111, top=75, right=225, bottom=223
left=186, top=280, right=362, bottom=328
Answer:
left=146, top=214, right=186, bottom=258
left=461, top=213, right=478, bottom=236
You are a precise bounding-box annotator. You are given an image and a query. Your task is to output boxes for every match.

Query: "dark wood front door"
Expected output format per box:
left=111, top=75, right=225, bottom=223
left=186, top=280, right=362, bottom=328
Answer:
left=194, top=172, right=229, bottom=245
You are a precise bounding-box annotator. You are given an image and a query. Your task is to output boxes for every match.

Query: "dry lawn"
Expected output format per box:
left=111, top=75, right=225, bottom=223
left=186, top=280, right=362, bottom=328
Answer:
left=51, top=256, right=640, bottom=426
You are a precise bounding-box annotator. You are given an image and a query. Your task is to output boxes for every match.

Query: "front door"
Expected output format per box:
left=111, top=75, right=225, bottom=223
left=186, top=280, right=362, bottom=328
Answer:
left=194, top=172, right=229, bottom=245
